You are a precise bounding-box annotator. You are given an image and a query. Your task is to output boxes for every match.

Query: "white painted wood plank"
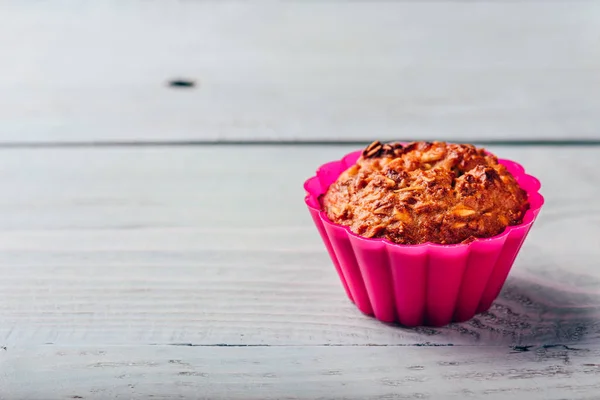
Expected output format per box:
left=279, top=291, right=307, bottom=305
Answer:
left=2, top=344, right=600, bottom=399
left=0, top=1, right=598, bottom=143
left=0, top=145, right=598, bottom=347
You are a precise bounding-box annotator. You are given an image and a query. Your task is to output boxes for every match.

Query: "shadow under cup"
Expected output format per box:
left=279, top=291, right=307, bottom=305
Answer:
left=304, top=149, right=544, bottom=327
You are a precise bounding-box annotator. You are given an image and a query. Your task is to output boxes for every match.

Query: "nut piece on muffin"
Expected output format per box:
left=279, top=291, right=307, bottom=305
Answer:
left=321, top=141, right=530, bottom=245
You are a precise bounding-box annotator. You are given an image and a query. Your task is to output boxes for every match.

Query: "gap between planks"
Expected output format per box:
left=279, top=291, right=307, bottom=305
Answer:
left=0, top=139, right=597, bottom=149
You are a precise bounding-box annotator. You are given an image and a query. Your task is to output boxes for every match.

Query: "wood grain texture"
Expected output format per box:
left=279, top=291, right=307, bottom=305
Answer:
left=2, top=344, right=600, bottom=399
left=0, top=1, right=599, bottom=143
left=0, top=145, right=598, bottom=349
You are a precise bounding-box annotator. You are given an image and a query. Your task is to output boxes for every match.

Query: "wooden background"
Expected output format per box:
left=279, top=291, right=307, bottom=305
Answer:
left=0, top=1, right=598, bottom=144
left=0, top=1, right=600, bottom=399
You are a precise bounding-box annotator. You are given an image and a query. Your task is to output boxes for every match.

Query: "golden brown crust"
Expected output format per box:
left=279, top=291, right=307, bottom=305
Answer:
left=321, top=141, right=530, bottom=245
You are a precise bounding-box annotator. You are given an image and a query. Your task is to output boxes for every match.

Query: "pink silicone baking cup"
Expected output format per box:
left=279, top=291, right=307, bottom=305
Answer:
left=304, top=148, right=544, bottom=327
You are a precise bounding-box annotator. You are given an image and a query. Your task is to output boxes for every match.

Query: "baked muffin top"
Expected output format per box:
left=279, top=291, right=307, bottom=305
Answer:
left=321, top=141, right=529, bottom=245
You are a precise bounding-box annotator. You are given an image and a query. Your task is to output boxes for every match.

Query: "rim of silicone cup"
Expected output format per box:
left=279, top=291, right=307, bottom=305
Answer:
left=304, top=147, right=545, bottom=250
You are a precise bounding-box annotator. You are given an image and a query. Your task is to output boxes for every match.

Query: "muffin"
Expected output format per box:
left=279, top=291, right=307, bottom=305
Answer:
left=321, top=141, right=530, bottom=245
left=304, top=140, right=544, bottom=327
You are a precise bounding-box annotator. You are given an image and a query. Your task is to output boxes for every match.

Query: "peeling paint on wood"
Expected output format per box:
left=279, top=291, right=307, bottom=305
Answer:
left=2, top=345, right=600, bottom=399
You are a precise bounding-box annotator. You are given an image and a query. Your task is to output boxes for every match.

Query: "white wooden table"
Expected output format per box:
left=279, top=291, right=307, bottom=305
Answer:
left=1, top=2, right=600, bottom=399
left=0, top=1, right=599, bottom=145
left=1, top=145, right=599, bottom=399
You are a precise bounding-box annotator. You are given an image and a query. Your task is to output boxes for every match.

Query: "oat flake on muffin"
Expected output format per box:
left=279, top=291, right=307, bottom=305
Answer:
left=321, top=141, right=530, bottom=245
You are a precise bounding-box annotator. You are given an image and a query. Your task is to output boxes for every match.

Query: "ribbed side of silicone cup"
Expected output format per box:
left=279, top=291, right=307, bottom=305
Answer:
left=304, top=149, right=544, bottom=327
